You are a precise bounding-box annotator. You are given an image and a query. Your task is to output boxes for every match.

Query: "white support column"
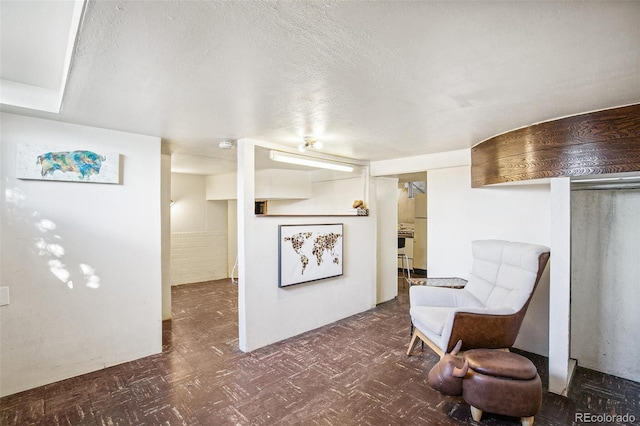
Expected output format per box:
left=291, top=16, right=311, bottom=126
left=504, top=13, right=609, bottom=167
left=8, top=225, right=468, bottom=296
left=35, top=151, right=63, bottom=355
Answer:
left=236, top=139, right=255, bottom=352
left=161, top=154, right=172, bottom=320
left=549, top=177, right=572, bottom=394
left=375, top=177, right=399, bottom=304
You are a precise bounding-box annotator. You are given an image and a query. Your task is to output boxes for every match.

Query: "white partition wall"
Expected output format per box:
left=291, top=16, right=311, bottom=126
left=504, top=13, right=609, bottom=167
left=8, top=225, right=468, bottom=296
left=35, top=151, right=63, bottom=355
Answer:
left=237, top=139, right=377, bottom=352
left=0, top=113, right=162, bottom=397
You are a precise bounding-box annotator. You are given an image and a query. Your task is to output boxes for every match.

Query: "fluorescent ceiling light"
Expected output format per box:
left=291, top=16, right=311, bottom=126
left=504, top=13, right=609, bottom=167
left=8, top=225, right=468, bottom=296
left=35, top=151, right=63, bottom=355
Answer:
left=573, top=176, right=640, bottom=183
left=269, top=150, right=354, bottom=172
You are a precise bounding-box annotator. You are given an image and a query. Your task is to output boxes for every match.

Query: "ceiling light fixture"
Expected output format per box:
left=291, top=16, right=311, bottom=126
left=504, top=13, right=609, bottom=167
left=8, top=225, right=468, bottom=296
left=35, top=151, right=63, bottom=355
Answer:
left=298, top=136, right=323, bottom=152
left=269, top=150, right=354, bottom=172
left=219, top=140, right=235, bottom=149
left=573, top=175, right=640, bottom=183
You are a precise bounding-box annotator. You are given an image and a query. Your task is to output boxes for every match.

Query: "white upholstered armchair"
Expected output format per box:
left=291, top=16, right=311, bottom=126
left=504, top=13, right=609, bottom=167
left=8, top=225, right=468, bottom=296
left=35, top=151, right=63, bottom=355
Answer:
left=407, top=240, right=550, bottom=358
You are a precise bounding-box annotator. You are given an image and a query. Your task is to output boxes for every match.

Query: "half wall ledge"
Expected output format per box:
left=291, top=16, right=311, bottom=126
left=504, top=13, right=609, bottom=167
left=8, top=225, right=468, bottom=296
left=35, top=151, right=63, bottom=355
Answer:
left=471, top=104, right=640, bottom=187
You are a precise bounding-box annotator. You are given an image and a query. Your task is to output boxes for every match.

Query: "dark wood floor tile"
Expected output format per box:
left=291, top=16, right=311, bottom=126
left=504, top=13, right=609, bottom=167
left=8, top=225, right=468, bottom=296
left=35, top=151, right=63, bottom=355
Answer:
left=105, top=360, right=164, bottom=391
left=93, top=398, right=146, bottom=426
left=170, top=318, right=211, bottom=343
left=45, top=387, right=91, bottom=413
left=83, top=371, right=135, bottom=410
left=193, top=404, right=250, bottom=426
left=89, top=388, right=136, bottom=413
left=0, top=387, right=45, bottom=410
left=135, top=393, right=200, bottom=426
left=128, top=375, right=173, bottom=402
left=389, top=394, right=434, bottom=421
left=534, top=396, right=577, bottom=426
left=333, top=388, right=388, bottom=423
left=43, top=373, right=97, bottom=399
left=234, top=391, right=298, bottom=425
left=42, top=398, right=96, bottom=426
left=172, top=336, right=211, bottom=356
left=182, top=350, right=237, bottom=378
left=0, top=398, right=45, bottom=426
left=350, top=379, right=397, bottom=407
left=218, top=375, right=265, bottom=406
left=172, top=374, right=231, bottom=420
left=274, top=387, right=349, bottom=425
left=377, top=367, right=427, bottom=396
left=153, top=350, right=197, bottom=385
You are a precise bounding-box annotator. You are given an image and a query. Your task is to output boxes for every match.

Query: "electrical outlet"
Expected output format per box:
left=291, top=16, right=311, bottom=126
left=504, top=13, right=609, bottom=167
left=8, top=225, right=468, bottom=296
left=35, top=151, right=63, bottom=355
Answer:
left=0, top=287, right=9, bottom=306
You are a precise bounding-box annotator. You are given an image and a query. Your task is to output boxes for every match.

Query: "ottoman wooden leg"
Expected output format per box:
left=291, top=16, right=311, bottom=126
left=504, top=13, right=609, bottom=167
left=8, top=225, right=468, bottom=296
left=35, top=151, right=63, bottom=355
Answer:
left=470, top=406, right=483, bottom=421
left=521, top=416, right=534, bottom=426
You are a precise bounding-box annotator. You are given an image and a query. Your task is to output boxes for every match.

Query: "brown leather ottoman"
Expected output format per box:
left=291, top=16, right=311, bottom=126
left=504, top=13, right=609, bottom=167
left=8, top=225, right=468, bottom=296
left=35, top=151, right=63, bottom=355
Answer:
left=462, top=349, right=542, bottom=426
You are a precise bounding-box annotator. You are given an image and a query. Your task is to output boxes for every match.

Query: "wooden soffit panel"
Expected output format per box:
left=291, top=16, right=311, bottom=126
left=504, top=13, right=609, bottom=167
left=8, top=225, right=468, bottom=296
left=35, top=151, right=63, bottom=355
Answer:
left=471, top=104, right=640, bottom=187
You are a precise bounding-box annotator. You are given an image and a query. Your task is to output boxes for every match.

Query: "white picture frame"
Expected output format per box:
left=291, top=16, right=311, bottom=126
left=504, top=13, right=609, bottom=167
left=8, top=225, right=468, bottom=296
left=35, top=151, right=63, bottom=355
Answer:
left=278, top=223, right=344, bottom=287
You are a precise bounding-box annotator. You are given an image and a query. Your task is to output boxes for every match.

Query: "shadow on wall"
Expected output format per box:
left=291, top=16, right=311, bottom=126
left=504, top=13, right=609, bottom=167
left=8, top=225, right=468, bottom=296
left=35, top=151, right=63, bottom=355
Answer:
left=5, top=186, right=101, bottom=290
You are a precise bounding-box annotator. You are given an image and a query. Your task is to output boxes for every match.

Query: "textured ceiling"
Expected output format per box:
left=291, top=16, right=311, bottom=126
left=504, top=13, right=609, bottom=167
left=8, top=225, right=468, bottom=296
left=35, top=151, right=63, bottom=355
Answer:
left=2, top=1, right=640, bottom=175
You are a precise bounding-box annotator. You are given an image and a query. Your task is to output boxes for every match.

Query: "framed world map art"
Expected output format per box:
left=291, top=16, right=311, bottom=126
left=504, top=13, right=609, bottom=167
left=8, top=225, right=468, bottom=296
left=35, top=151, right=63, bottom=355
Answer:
left=278, top=223, right=344, bottom=287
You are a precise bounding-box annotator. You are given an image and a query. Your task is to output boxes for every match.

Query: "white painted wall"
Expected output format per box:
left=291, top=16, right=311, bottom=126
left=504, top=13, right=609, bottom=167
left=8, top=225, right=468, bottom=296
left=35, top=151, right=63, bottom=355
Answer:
left=206, top=172, right=237, bottom=200
left=255, top=169, right=311, bottom=200
left=427, top=166, right=552, bottom=355
left=170, top=173, right=228, bottom=285
left=205, top=169, right=312, bottom=201
left=237, top=139, right=377, bottom=352
left=267, top=172, right=366, bottom=215
left=0, top=113, right=162, bottom=397
left=397, top=185, right=415, bottom=224
left=571, top=189, right=640, bottom=383
left=370, top=149, right=470, bottom=177
left=170, top=231, right=227, bottom=285
left=172, top=173, right=227, bottom=232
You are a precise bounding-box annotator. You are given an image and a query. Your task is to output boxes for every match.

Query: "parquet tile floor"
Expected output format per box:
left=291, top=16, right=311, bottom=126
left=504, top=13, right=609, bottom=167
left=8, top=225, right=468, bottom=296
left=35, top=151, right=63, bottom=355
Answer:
left=1, top=276, right=639, bottom=425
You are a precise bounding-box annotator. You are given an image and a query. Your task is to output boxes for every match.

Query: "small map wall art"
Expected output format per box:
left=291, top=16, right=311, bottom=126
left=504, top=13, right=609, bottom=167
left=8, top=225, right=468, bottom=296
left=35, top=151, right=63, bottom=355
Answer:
left=278, top=223, right=344, bottom=287
left=16, top=143, right=120, bottom=184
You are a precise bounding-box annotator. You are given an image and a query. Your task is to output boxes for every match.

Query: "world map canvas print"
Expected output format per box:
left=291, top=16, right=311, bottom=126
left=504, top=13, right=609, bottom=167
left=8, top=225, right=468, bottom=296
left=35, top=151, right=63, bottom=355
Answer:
left=278, top=223, right=344, bottom=287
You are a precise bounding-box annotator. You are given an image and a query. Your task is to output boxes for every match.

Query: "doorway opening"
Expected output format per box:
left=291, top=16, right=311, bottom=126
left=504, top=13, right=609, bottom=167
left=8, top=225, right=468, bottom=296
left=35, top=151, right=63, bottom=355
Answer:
left=396, top=172, right=428, bottom=292
left=570, top=177, right=640, bottom=384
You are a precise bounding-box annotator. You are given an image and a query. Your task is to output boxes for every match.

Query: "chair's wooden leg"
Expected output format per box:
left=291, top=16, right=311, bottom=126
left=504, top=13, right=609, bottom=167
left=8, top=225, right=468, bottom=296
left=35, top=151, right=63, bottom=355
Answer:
left=407, top=328, right=445, bottom=358
left=470, top=406, right=483, bottom=422
left=521, top=416, right=534, bottom=426
left=407, top=329, right=421, bottom=356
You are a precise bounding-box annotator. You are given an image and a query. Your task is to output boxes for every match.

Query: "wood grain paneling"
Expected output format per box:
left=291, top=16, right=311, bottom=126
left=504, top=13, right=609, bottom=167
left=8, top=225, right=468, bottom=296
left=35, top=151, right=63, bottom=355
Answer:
left=471, top=104, right=640, bottom=187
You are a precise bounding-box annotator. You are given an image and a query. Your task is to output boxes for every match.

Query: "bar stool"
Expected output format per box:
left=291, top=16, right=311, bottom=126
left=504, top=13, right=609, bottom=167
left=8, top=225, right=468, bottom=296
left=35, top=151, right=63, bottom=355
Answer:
left=398, top=237, right=411, bottom=287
